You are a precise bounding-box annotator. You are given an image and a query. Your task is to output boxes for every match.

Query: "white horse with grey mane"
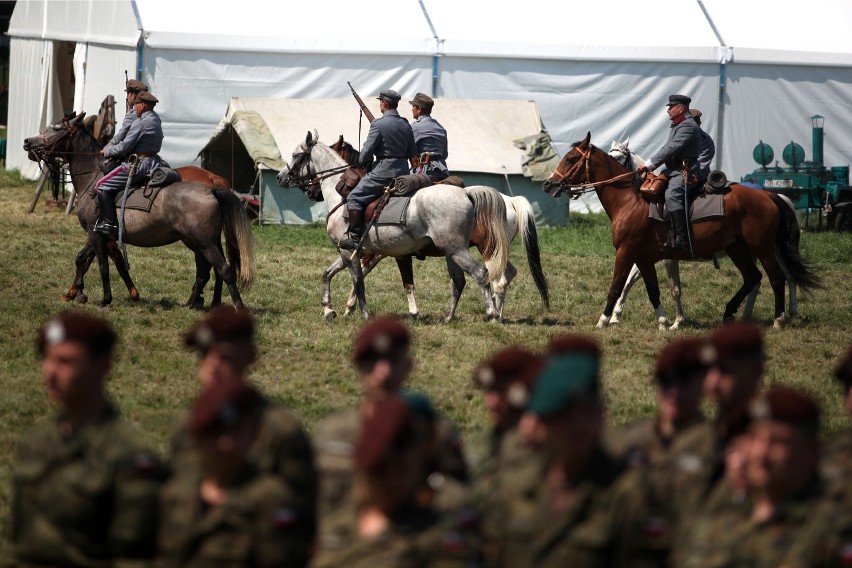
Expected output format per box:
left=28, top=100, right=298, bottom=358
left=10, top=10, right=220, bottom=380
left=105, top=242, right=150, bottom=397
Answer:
left=608, top=138, right=798, bottom=329
left=278, top=131, right=510, bottom=322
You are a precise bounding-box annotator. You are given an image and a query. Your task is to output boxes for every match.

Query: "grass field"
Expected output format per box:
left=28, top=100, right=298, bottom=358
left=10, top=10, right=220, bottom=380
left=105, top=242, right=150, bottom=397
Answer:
left=1, top=168, right=850, bottom=555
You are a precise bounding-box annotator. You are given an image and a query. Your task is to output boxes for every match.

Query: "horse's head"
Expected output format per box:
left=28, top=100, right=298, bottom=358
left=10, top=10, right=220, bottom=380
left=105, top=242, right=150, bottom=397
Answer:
left=23, top=112, right=88, bottom=163
left=277, top=129, right=325, bottom=201
left=542, top=132, right=593, bottom=197
left=608, top=137, right=637, bottom=170
left=330, top=134, right=360, bottom=166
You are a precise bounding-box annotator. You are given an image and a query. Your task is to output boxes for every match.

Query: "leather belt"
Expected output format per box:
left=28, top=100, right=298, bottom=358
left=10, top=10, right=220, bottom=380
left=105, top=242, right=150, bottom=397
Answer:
left=136, top=152, right=158, bottom=158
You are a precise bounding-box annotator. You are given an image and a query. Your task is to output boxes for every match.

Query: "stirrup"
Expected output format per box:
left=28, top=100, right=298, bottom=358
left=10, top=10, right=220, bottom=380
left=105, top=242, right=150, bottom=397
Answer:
left=338, top=236, right=361, bottom=251
left=93, top=220, right=118, bottom=237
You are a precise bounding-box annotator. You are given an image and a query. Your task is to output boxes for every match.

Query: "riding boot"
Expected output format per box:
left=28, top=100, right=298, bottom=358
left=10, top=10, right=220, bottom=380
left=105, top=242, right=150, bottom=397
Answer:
left=94, top=190, right=119, bottom=237
left=339, top=207, right=365, bottom=251
left=665, top=211, right=689, bottom=251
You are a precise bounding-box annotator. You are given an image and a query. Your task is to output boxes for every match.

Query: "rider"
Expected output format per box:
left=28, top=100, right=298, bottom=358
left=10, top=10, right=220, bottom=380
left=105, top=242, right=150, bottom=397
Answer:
left=105, top=79, right=148, bottom=151
left=94, top=91, right=165, bottom=237
left=338, top=89, right=418, bottom=251
left=409, top=92, right=449, bottom=182
left=637, top=94, right=702, bottom=251
left=690, top=108, right=716, bottom=185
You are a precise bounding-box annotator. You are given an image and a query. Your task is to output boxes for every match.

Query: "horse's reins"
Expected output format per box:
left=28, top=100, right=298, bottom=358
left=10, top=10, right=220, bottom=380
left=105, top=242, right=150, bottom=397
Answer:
left=549, top=146, right=634, bottom=198
left=285, top=144, right=349, bottom=190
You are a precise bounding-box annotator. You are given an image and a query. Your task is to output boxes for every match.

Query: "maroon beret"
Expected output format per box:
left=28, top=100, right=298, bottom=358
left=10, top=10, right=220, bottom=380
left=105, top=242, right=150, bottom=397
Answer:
left=834, top=343, right=852, bottom=386
left=473, top=346, right=542, bottom=409
left=749, top=386, right=820, bottom=434
left=547, top=334, right=601, bottom=360
left=655, top=337, right=713, bottom=385
left=707, top=321, right=763, bottom=361
left=354, top=396, right=415, bottom=473
left=37, top=311, right=117, bottom=357
left=189, top=380, right=264, bottom=440
left=184, top=307, right=254, bottom=350
left=352, top=317, right=411, bottom=364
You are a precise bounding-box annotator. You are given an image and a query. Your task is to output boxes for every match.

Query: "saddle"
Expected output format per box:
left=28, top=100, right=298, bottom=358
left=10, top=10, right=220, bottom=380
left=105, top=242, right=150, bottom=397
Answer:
left=648, top=193, right=725, bottom=224
left=111, top=185, right=164, bottom=213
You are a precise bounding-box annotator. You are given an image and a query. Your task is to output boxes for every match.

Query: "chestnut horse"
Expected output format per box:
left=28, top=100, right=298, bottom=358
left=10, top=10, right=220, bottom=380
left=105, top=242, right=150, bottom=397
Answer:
left=542, top=132, right=820, bottom=328
left=24, top=112, right=254, bottom=308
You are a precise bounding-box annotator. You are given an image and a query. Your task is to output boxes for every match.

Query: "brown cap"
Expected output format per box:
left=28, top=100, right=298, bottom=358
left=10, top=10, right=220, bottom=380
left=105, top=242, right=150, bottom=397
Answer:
left=834, top=343, right=852, bottom=387
left=749, top=386, right=820, bottom=436
left=473, top=346, right=542, bottom=409
left=409, top=92, right=434, bottom=113
left=352, top=317, right=411, bottom=365
left=188, top=380, right=264, bottom=440
left=655, top=337, right=712, bottom=386
left=706, top=321, right=763, bottom=362
left=184, top=307, right=254, bottom=350
left=690, top=109, right=703, bottom=119
left=37, top=311, right=117, bottom=357
left=125, top=79, right=149, bottom=93
left=136, top=91, right=159, bottom=105
left=547, top=333, right=602, bottom=360
left=354, top=396, right=416, bottom=473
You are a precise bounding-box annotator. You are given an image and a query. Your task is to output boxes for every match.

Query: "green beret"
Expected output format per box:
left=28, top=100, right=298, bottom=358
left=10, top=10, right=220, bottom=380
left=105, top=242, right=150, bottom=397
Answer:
left=528, top=353, right=599, bottom=419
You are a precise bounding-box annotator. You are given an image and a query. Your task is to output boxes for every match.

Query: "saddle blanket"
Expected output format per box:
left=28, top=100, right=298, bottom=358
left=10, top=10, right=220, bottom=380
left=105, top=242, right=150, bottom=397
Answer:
left=649, top=193, right=724, bottom=223
left=343, top=195, right=413, bottom=226
left=112, top=185, right=163, bottom=213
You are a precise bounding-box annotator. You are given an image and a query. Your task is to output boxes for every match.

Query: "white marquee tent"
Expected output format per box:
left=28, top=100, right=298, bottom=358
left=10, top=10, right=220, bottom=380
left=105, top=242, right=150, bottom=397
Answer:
left=7, top=0, right=852, bottom=221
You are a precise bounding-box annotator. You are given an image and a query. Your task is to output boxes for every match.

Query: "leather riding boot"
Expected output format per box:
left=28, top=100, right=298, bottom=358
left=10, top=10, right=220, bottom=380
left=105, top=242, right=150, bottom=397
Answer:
left=339, top=207, right=365, bottom=251
left=666, top=211, right=689, bottom=250
left=94, top=191, right=119, bottom=236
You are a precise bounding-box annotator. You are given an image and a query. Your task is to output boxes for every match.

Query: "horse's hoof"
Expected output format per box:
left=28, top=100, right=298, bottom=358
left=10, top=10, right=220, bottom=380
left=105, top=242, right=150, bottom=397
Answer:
left=98, top=300, right=111, bottom=308
left=75, top=294, right=88, bottom=305
left=324, top=310, right=337, bottom=321
left=129, top=288, right=140, bottom=302
left=407, top=312, right=419, bottom=320
left=669, top=322, right=681, bottom=331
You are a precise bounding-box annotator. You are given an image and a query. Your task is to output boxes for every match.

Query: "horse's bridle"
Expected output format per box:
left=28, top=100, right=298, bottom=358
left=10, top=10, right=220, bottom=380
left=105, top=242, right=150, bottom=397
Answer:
left=546, top=145, right=634, bottom=198
left=26, top=116, right=103, bottom=180
left=282, top=140, right=351, bottom=202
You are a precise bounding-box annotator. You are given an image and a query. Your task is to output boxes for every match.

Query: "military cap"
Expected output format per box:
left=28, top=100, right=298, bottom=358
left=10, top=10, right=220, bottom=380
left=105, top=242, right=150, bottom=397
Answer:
left=125, top=79, right=149, bottom=93
left=749, top=386, right=820, bottom=435
left=834, top=343, right=852, bottom=386
left=473, top=346, right=542, bottom=409
left=667, top=94, right=691, bottom=106
left=354, top=396, right=416, bottom=473
left=184, top=306, right=254, bottom=350
left=547, top=333, right=602, bottom=359
left=690, top=108, right=703, bottom=119
left=527, top=352, right=600, bottom=419
left=37, top=311, right=117, bottom=357
left=655, top=337, right=712, bottom=386
left=704, top=321, right=763, bottom=362
left=377, top=89, right=401, bottom=103
left=189, top=380, right=264, bottom=440
left=409, top=92, right=434, bottom=112
left=352, top=316, right=411, bottom=365
left=136, top=91, right=159, bottom=105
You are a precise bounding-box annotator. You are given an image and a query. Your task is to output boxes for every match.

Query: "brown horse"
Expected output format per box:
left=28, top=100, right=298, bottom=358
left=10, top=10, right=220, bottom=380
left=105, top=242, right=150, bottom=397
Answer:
left=24, top=112, right=255, bottom=308
left=542, top=132, right=820, bottom=328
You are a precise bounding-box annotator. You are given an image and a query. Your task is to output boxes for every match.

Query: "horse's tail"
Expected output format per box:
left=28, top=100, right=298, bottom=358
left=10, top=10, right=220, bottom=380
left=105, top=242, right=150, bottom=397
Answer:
left=213, top=189, right=255, bottom=291
left=508, top=195, right=550, bottom=309
left=771, top=193, right=821, bottom=293
left=466, top=186, right=509, bottom=283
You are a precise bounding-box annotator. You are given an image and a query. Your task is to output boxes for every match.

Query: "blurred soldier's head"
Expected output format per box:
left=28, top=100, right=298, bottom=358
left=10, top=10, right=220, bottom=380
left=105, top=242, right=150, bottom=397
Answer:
left=184, top=307, right=257, bottom=389
left=745, top=386, right=820, bottom=503
left=37, top=311, right=117, bottom=407
left=473, top=345, right=542, bottom=429
left=352, top=317, right=412, bottom=399
left=703, top=321, right=764, bottom=414
left=833, top=343, right=852, bottom=414
left=654, top=336, right=711, bottom=430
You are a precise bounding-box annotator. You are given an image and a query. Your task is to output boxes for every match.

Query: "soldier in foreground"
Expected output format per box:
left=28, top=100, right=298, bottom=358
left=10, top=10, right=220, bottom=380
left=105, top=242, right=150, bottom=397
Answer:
left=11, top=311, right=165, bottom=566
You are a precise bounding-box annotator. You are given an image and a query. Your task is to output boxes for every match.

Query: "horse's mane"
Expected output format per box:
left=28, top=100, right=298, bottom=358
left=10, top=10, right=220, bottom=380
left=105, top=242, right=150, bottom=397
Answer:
left=330, top=135, right=360, bottom=166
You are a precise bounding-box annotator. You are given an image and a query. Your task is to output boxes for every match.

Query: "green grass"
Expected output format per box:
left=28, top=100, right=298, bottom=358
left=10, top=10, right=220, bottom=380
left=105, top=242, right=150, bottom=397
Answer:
left=1, top=169, right=851, bottom=555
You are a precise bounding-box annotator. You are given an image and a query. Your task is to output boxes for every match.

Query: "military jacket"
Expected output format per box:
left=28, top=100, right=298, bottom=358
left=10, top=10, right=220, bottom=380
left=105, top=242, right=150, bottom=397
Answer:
left=157, top=467, right=310, bottom=568
left=820, top=427, right=852, bottom=502
left=103, top=109, right=165, bottom=177
left=648, top=114, right=702, bottom=175
left=168, top=397, right=317, bottom=541
left=358, top=109, right=417, bottom=179
left=697, top=128, right=716, bottom=181
left=411, top=115, right=449, bottom=179
left=12, top=402, right=164, bottom=567
left=312, top=501, right=480, bottom=568
left=104, top=109, right=136, bottom=150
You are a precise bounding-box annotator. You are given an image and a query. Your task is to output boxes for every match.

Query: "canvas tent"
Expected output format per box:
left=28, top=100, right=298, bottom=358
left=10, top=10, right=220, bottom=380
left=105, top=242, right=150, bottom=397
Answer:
left=200, top=97, right=567, bottom=225
left=7, top=0, right=852, bottom=219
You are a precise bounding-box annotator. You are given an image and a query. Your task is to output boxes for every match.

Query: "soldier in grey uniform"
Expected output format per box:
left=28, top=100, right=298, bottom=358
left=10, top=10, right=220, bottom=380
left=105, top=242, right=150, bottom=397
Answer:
left=12, top=311, right=165, bottom=566
left=94, top=90, right=167, bottom=236
left=339, top=89, right=418, bottom=251
left=105, top=78, right=149, bottom=152
left=409, top=92, right=449, bottom=182
left=690, top=108, right=716, bottom=184
left=637, top=94, right=702, bottom=250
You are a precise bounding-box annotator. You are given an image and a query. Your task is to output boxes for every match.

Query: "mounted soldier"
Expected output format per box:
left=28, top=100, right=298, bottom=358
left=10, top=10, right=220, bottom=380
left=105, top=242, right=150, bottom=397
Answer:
left=690, top=108, right=716, bottom=185
left=409, top=92, right=449, bottom=182
left=637, top=94, right=702, bottom=250
left=94, top=90, right=167, bottom=236
left=339, top=89, right=418, bottom=251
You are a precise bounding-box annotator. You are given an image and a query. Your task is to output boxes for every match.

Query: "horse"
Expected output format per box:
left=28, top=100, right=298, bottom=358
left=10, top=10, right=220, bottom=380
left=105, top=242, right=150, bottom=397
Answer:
left=542, top=132, right=820, bottom=329
left=607, top=139, right=800, bottom=329
left=329, top=135, right=549, bottom=319
left=24, top=112, right=255, bottom=308
left=277, top=130, right=509, bottom=322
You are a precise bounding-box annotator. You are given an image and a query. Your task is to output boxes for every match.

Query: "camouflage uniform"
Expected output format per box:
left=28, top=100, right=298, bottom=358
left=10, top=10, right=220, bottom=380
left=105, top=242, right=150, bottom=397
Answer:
left=157, top=467, right=310, bottom=567
left=12, top=403, right=164, bottom=566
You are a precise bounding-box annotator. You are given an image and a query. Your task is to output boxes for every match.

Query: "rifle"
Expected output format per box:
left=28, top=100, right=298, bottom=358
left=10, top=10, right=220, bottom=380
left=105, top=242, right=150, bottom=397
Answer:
left=124, top=70, right=130, bottom=113
left=347, top=82, right=376, bottom=123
